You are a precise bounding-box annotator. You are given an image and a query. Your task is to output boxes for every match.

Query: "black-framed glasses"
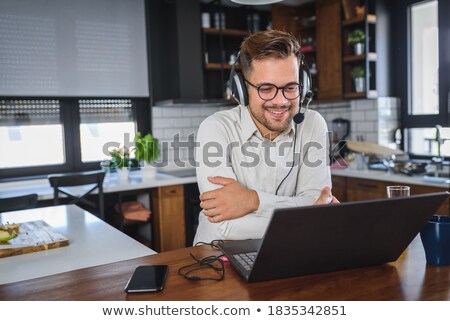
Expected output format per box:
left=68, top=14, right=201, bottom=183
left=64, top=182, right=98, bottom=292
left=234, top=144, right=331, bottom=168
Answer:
left=244, top=78, right=302, bottom=101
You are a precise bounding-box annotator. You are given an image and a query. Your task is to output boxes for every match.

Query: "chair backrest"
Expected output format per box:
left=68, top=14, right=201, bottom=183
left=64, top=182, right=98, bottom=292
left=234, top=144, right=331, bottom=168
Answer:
left=0, top=194, right=38, bottom=213
left=48, top=170, right=105, bottom=220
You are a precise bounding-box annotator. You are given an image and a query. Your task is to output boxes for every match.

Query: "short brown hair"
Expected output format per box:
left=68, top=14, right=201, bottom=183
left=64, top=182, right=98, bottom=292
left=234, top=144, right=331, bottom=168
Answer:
left=239, top=29, right=301, bottom=77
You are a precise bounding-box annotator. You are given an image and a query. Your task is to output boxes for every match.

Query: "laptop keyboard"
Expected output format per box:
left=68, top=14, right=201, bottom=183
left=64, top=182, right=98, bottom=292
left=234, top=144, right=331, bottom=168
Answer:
left=233, top=252, right=257, bottom=271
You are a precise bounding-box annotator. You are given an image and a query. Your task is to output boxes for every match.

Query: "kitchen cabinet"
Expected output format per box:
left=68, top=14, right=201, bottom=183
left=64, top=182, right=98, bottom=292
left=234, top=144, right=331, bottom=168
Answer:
left=341, top=0, right=377, bottom=99
left=316, top=0, right=342, bottom=100
left=201, top=2, right=269, bottom=99
left=272, top=0, right=342, bottom=101
left=151, top=185, right=185, bottom=252
left=331, top=175, right=347, bottom=202
left=332, top=176, right=449, bottom=215
left=201, top=27, right=248, bottom=98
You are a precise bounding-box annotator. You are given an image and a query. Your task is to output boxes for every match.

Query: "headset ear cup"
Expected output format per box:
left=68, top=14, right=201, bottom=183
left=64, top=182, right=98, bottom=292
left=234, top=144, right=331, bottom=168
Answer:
left=230, top=67, right=248, bottom=106
left=300, top=64, right=312, bottom=102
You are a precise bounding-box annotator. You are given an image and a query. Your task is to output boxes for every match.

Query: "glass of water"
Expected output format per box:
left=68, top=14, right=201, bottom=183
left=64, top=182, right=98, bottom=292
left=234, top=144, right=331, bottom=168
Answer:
left=386, top=186, right=410, bottom=198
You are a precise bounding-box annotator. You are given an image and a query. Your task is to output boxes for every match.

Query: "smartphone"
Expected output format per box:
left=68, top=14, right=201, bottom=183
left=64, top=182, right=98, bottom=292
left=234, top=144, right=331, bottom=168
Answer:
left=124, top=265, right=169, bottom=293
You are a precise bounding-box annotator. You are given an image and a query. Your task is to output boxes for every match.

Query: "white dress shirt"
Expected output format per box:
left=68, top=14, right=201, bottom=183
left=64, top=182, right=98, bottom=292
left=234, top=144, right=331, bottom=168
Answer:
left=193, top=105, right=331, bottom=244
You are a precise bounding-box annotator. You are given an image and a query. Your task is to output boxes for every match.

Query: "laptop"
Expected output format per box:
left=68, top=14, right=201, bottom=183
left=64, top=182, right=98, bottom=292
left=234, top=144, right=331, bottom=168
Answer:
left=218, top=192, right=449, bottom=282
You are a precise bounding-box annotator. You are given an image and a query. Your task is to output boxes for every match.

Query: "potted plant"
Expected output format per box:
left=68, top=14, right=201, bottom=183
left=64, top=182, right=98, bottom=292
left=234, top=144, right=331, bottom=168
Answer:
left=350, top=66, right=365, bottom=93
left=107, top=146, right=131, bottom=181
left=347, top=29, right=365, bottom=55
left=133, top=132, right=160, bottom=178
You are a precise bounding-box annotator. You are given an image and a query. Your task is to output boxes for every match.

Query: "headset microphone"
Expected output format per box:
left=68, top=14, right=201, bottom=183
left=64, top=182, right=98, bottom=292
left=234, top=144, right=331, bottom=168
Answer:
left=293, top=91, right=313, bottom=124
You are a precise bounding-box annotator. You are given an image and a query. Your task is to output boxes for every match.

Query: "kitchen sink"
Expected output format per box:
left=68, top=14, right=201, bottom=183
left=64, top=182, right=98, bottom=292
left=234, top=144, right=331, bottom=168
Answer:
left=423, top=173, right=450, bottom=184
left=425, top=172, right=450, bottom=178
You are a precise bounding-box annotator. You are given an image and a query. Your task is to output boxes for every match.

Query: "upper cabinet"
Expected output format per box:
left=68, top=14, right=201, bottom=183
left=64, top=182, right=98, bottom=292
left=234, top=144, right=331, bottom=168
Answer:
left=341, top=0, right=377, bottom=99
left=272, top=0, right=342, bottom=101
left=272, top=0, right=390, bottom=101
left=200, top=2, right=270, bottom=99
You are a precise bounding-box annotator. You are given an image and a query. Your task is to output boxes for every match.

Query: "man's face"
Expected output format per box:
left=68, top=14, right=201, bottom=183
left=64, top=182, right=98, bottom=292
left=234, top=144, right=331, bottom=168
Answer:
left=245, top=53, right=300, bottom=139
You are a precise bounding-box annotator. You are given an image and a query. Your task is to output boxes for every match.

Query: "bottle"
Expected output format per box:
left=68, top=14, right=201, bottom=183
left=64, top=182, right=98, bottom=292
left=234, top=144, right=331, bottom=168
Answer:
left=252, top=13, right=260, bottom=32
left=201, top=12, right=210, bottom=28
left=310, top=63, right=318, bottom=76
left=224, top=81, right=232, bottom=100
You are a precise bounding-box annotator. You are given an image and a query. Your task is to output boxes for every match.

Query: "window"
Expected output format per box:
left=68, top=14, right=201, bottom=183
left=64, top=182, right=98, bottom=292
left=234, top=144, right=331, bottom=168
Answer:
left=410, top=1, right=439, bottom=116
left=0, top=0, right=151, bottom=180
left=0, top=98, right=150, bottom=179
left=402, top=0, right=450, bottom=158
left=79, top=99, right=136, bottom=163
left=0, top=99, right=65, bottom=168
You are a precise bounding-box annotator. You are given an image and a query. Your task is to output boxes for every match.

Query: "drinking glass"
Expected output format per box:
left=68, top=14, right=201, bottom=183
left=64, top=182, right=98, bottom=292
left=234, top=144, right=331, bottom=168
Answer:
left=386, top=185, right=410, bottom=198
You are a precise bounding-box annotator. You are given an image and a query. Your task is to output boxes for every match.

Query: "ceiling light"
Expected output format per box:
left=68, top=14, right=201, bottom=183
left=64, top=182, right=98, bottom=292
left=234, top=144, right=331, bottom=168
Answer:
left=230, top=0, right=284, bottom=5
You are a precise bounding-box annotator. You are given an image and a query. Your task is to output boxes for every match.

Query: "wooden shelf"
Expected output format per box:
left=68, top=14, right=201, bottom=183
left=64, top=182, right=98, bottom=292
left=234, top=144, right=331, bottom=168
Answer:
left=205, top=63, right=233, bottom=70
left=203, top=28, right=249, bottom=37
left=343, top=91, right=366, bottom=98
left=342, top=14, right=376, bottom=26
left=343, top=52, right=377, bottom=62
left=344, top=90, right=377, bottom=99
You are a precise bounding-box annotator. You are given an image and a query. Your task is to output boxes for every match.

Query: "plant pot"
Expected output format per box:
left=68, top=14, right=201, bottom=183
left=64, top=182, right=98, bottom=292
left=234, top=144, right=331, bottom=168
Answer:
left=117, top=168, right=129, bottom=182
left=353, top=43, right=365, bottom=55
left=353, top=77, right=365, bottom=93
left=420, top=215, right=450, bottom=266
left=141, top=164, right=157, bottom=179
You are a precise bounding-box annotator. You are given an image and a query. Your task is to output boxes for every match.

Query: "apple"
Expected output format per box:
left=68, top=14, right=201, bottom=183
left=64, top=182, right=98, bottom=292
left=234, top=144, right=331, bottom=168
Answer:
left=0, top=230, right=16, bottom=242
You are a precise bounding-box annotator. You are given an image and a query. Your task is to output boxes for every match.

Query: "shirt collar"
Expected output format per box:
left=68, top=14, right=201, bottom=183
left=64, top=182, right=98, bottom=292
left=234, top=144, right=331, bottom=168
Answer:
left=240, top=105, right=296, bottom=142
left=240, top=105, right=259, bottom=141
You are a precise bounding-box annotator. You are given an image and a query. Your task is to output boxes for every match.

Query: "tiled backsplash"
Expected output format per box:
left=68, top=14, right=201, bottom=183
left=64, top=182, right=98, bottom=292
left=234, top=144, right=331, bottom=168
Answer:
left=311, top=97, right=400, bottom=147
left=152, top=98, right=400, bottom=168
left=152, top=105, right=229, bottom=169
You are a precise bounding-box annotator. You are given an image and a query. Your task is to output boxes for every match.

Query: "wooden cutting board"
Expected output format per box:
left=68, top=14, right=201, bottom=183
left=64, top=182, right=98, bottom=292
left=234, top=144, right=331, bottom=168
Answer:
left=0, top=220, right=69, bottom=258
left=346, top=140, right=405, bottom=157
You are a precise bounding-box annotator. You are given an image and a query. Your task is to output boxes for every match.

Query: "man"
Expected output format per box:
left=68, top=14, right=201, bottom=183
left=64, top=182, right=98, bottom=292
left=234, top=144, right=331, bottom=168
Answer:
left=194, top=29, right=338, bottom=244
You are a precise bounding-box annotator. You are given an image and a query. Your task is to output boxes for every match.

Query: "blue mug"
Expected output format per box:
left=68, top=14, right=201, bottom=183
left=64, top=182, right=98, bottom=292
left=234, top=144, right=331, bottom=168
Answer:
left=420, top=215, right=450, bottom=266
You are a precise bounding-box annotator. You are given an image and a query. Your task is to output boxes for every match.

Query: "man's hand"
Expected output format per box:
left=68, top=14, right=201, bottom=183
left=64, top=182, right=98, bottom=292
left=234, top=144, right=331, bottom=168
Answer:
left=314, top=186, right=340, bottom=205
left=199, top=176, right=260, bottom=223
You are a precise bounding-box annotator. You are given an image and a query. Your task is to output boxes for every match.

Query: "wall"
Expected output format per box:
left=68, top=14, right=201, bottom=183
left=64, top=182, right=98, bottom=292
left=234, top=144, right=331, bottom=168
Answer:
left=152, top=105, right=229, bottom=170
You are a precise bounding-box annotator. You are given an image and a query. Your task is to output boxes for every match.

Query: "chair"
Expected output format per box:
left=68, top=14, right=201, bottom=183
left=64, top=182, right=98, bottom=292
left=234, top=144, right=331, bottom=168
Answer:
left=48, top=170, right=105, bottom=220
left=0, top=194, right=38, bottom=213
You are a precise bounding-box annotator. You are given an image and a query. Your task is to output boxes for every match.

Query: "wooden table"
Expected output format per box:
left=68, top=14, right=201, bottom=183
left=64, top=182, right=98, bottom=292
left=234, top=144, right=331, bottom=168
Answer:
left=1, top=236, right=449, bottom=300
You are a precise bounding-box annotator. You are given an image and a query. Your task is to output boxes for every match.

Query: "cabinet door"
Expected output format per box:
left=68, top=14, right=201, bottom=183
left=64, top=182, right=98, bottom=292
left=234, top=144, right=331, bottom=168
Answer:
left=331, top=175, right=347, bottom=202
left=316, top=0, right=342, bottom=100
left=409, top=184, right=449, bottom=216
left=346, top=177, right=386, bottom=201
left=152, top=185, right=185, bottom=252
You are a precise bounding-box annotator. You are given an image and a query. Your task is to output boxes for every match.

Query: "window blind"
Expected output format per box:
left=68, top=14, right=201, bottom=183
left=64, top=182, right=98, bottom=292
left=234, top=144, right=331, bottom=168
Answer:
left=79, top=99, right=134, bottom=123
left=0, top=99, right=60, bottom=126
left=0, top=0, right=148, bottom=97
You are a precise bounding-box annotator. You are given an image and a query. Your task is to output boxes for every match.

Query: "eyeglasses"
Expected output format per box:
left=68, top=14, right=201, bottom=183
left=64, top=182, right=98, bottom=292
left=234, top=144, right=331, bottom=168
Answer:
left=244, top=78, right=302, bottom=101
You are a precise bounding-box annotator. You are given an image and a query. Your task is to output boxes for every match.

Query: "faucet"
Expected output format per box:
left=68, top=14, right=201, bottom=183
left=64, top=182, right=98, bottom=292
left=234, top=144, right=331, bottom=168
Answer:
left=432, top=125, right=444, bottom=176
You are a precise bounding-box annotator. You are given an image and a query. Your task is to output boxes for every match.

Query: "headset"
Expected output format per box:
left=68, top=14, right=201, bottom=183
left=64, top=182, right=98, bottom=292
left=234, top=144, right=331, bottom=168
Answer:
left=229, top=51, right=313, bottom=124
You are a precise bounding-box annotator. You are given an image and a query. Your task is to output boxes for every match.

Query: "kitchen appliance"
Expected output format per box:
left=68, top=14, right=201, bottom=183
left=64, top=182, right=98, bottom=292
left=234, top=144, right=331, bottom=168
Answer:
left=331, top=118, right=350, bottom=141
left=331, top=118, right=350, bottom=162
